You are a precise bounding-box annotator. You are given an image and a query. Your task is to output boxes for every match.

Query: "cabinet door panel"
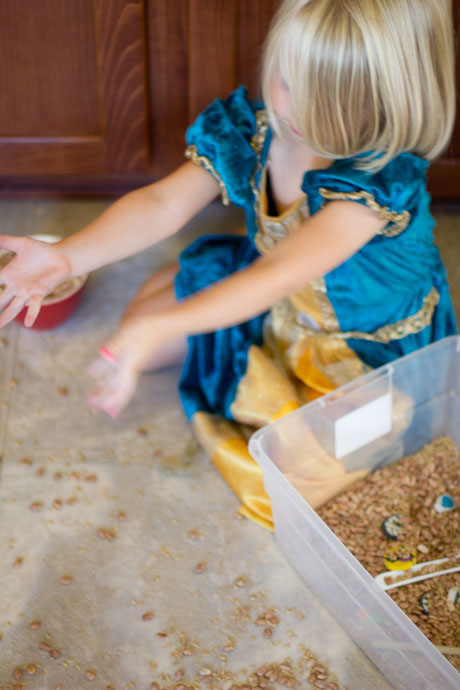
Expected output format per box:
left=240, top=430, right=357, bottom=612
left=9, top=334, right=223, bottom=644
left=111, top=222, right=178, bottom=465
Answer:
left=0, top=0, right=149, bottom=176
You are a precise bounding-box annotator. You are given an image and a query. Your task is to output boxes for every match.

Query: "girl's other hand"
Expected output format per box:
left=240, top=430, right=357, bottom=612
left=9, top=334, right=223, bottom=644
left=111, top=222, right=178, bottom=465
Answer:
left=0, top=235, right=72, bottom=328
left=87, top=346, right=140, bottom=418
left=87, top=315, right=173, bottom=418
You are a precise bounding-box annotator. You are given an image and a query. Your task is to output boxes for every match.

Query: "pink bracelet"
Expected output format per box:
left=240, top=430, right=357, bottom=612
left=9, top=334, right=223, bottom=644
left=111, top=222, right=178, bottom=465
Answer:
left=100, top=346, right=116, bottom=362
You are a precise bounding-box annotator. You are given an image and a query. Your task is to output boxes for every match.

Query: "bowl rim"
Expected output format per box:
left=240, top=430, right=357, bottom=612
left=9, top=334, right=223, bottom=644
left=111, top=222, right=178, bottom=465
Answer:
left=41, top=273, right=88, bottom=305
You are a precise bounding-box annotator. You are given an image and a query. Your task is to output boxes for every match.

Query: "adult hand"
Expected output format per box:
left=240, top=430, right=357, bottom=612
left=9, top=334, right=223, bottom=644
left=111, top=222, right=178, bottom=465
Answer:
left=0, top=235, right=72, bottom=328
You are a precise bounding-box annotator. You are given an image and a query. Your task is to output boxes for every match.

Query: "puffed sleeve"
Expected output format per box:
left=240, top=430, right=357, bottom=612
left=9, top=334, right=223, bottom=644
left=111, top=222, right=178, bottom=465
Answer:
left=185, top=86, right=263, bottom=208
left=301, top=153, right=430, bottom=237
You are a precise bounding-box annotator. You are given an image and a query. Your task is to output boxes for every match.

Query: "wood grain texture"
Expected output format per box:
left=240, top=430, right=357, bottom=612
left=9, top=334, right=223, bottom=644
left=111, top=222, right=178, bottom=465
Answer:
left=0, top=0, right=149, bottom=176
left=428, top=0, right=460, bottom=198
left=237, top=0, right=280, bottom=99
left=95, top=0, right=150, bottom=173
left=146, top=0, right=189, bottom=177
left=188, top=0, right=238, bottom=120
left=0, top=0, right=100, bottom=137
left=147, top=0, right=279, bottom=179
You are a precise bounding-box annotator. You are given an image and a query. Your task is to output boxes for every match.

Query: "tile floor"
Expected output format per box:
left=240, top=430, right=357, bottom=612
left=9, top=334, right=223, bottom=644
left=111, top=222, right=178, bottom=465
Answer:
left=0, top=198, right=458, bottom=690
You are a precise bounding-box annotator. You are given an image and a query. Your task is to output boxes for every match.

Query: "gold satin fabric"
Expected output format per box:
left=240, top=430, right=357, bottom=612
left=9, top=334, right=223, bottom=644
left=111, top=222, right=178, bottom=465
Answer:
left=193, top=344, right=371, bottom=530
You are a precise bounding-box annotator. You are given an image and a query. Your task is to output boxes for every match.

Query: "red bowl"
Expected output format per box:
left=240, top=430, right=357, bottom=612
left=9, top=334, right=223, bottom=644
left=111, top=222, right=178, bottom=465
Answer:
left=15, top=274, right=88, bottom=330
left=1, top=234, right=89, bottom=330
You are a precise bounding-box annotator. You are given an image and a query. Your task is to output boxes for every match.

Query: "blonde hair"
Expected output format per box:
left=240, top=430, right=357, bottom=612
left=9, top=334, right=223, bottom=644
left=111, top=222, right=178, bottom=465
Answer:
left=262, top=0, right=456, bottom=171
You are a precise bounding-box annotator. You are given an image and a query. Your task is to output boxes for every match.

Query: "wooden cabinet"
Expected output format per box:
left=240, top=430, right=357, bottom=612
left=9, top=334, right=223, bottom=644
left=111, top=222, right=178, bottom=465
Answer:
left=427, top=0, right=460, bottom=199
left=0, top=0, right=459, bottom=199
left=0, top=0, right=149, bottom=190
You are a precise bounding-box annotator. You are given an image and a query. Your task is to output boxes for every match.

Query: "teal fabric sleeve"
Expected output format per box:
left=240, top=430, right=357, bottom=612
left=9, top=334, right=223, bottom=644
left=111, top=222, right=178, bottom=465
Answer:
left=185, top=86, right=263, bottom=209
left=302, top=152, right=429, bottom=226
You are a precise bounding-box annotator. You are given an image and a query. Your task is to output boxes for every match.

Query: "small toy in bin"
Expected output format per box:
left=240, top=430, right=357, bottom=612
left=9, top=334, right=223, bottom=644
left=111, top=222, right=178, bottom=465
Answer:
left=0, top=234, right=88, bottom=330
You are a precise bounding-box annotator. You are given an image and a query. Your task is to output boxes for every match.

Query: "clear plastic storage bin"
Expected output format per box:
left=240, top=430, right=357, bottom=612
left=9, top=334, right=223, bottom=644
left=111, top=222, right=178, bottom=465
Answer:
left=249, top=336, right=460, bottom=690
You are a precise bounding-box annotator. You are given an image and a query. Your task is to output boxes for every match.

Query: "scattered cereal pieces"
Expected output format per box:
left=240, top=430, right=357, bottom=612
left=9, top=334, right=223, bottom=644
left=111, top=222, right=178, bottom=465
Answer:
left=117, top=510, right=127, bottom=521
left=20, top=457, right=33, bottom=466
left=29, top=501, right=43, bottom=511
left=137, top=426, right=148, bottom=436
left=234, top=575, right=246, bottom=588
left=13, top=556, right=24, bottom=568
left=49, top=648, right=61, bottom=659
left=85, top=473, right=98, bottom=482
left=263, top=627, right=273, bottom=639
left=142, top=611, right=155, bottom=621
left=26, top=663, right=37, bottom=675
left=52, top=499, right=63, bottom=510
left=57, top=386, right=69, bottom=396
left=29, top=620, right=41, bottom=629
left=187, top=529, right=200, bottom=540
left=35, top=466, right=46, bottom=477
left=198, top=667, right=212, bottom=676
left=59, top=575, right=73, bottom=585
left=39, top=641, right=51, bottom=652
left=12, top=667, right=22, bottom=680
left=54, top=471, right=63, bottom=480
left=97, top=527, right=116, bottom=541
left=194, top=562, right=207, bottom=574
left=85, top=669, right=96, bottom=680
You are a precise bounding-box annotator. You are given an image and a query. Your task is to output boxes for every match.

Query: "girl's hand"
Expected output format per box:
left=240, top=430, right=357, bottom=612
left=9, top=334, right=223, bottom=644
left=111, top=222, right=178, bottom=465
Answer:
left=87, top=315, right=173, bottom=418
left=0, top=235, right=72, bottom=328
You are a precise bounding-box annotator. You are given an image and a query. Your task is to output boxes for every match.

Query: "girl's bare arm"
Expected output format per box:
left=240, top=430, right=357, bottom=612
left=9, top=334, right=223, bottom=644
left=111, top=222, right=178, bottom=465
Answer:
left=0, top=163, right=219, bottom=327
left=58, top=162, right=220, bottom=276
left=149, top=199, right=386, bottom=337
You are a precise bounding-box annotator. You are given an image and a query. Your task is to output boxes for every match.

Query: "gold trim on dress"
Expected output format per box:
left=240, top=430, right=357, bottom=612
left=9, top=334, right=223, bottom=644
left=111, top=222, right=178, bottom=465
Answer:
left=294, top=286, right=440, bottom=343
left=185, top=144, right=231, bottom=206
left=310, top=277, right=341, bottom=332
left=319, top=188, right=410, bottom=236
left=250, top=110, right=270, bottom=157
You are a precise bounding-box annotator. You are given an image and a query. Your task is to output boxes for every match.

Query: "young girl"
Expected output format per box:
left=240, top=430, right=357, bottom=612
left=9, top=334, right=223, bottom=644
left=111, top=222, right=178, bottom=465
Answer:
left=0, top=0, right=456, bottom=528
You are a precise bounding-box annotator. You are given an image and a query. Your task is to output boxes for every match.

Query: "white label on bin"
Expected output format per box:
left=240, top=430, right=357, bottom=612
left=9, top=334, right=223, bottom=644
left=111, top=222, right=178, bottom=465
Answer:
left=334, top=393, right=392, bottom=459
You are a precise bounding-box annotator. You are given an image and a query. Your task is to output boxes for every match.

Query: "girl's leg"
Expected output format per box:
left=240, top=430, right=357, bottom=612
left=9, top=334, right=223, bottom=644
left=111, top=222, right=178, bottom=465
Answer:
left=120, top=262, right=187, bottom=371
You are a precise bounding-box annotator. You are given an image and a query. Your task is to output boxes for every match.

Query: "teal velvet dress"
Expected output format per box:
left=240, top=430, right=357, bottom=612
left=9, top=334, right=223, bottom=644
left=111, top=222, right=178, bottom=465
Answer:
left=175, top=86, right=457, bottom=424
